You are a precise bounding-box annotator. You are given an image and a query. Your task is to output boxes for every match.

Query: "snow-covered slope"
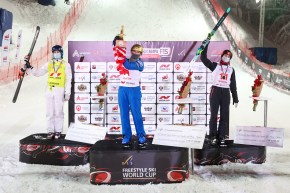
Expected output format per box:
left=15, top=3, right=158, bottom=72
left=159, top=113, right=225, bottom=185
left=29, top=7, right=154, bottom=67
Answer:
left=0, top=1, right=289, bottom=193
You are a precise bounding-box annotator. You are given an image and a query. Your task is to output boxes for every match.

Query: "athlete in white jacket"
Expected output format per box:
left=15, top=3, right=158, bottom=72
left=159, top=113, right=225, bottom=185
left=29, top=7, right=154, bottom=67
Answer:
left=24, top=45, right=72, bottom=139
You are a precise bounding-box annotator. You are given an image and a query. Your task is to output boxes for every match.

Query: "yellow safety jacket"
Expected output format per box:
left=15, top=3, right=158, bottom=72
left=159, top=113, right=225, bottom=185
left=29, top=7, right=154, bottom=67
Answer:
left=47, top=60, right=66, bottom=89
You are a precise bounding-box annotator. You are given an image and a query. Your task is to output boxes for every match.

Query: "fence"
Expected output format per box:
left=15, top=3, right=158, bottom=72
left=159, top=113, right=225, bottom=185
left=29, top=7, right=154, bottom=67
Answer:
left=0, top=0, right=88, bottom=84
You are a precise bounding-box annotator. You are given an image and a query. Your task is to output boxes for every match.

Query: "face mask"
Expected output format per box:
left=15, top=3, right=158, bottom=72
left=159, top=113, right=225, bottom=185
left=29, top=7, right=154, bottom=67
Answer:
left=131, top=53, right=140, bottom=60
left=222, top=55, right=230, bottom=63
left=53, top=53, right=62, bottom=59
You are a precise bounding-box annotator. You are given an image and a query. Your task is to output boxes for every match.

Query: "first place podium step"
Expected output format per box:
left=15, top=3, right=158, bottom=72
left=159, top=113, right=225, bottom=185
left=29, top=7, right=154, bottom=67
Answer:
left=89, top=138, right=189, bottom=185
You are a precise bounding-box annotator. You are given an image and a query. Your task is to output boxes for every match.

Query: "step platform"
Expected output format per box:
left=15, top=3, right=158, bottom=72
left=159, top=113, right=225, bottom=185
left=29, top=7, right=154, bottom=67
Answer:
left=19, top=133, right=92, bottom=166
left=194, top=142, right=266, bottom=165
left=90, top=138, right=189, bottom=185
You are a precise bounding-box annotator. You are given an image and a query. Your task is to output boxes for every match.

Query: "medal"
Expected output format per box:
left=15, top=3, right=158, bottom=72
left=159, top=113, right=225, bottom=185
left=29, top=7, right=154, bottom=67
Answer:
left=220, top=65, right=228, bottom=80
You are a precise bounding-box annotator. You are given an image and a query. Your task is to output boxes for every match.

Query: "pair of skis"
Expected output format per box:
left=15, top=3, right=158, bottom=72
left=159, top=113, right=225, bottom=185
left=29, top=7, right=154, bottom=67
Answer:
left=189, top=7, right=231, bottom=67
left=12, top=26, right=40, bottom=103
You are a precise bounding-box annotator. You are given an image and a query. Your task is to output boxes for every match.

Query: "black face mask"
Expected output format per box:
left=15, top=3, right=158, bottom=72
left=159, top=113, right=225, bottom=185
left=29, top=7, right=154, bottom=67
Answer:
left=130, top=54, right=141, bottom=61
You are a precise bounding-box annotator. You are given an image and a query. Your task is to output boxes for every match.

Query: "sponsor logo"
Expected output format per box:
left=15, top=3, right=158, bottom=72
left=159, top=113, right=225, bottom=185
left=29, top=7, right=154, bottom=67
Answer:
left=110, top=74, right=120, bottom=79
left=143, top=47, right=171, bottom=57
left=159, top=86, right=164, bottom=91
left=160, top=106, right=169, bottom=112
left=175, top=63, right=181, bottom=70
left=72, top=50, right=90, bottom=57
left=108, top=95, right=118, bottom=102
left=49, top=73, right=61, bottom=77
left=122, top=155, right=133, bottom=166
left=158, top=117, right=171, bottom=123
left=111, top=116, right=119, bottom=122
left=90, top=171, right=112, bottom=183
left=109, top=85, right=118, bottom=91
left=159, top=96, right=170, bottom=100
left=78, top=115, right=87, bottom=122
left=144, top=107, right=153, bottom=111
left=178, top=49, right=186, bottom=56
left=110, top=126, right=121, bottom=131
left=167, top=170, right=188, bottom=182
left=76, top=105, right=81, bottom=111
left=91, top=74, right=101, bottom=81
left=141, top=85, right=155, bottom=91
left=76, top=64, right=89, bottom=71
left=76, top=95, right=89, bottom=101
left=194, top=75, right=203, bottom=80
left=112, top=105, right=119, bottom=112
left=177, top=74, right=185, bottom=81
left=177, top=117, right=185, bottom=123
left=77, top=75, right=86, bottom=81
left=159, top=64, right=171, bottom=70
left=77, top=84, right=87, bottom=91
left=109, top=64, right=114, bottom=70
left=95, top=117, right=103, bottom=121
left=162, top=74, right=169, bottom=81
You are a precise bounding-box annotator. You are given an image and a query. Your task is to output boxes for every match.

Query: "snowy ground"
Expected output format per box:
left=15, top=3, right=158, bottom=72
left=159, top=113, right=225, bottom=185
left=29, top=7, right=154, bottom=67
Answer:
left=0, top=0, right=290, bottom=193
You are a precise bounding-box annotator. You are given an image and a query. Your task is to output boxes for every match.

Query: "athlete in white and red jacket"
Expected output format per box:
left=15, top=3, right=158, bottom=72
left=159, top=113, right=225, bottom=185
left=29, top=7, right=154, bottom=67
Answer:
left=200, top=42, right=239, bottom=146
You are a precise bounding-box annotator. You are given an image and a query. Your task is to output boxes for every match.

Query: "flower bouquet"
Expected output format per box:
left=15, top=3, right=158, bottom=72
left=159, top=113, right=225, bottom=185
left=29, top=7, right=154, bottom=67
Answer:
left=251, top=74, right=264, bottom=111
left=95, top=73, right=107, bottom=109
left=177, top=71, right=193, bottom=114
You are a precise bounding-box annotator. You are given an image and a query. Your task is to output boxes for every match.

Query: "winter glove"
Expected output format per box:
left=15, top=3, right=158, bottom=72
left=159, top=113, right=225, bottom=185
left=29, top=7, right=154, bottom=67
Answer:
left=233, top=103, right=238, bottom=108
left=64, top=94, right=70, bottom=101
left=112, top=35, right=123, bottom=46
left=24, top=61, right=33, bottom=69
left=18, top=68, right=25, bottom=79
left=24, top=55, right=33, bottom=69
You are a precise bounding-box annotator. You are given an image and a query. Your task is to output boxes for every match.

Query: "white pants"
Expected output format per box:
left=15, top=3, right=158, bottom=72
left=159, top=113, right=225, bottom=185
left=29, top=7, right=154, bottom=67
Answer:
left=46, top=87, right=65, bottom=133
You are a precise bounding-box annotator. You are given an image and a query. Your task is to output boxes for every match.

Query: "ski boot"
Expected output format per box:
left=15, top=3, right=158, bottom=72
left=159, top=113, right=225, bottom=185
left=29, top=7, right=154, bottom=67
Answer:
left=47, top=132, right=54, bottom=140
left=219, top=137, right=228, bottom=147
left=204, top=135, right=211, bottom=145
left=122, top=136, right=132, bottom=150
left=54, top=132, right=61, bottom=139
left=137, top=135, right=147, bottom=150
left=210, top=137, right=218, bottom=146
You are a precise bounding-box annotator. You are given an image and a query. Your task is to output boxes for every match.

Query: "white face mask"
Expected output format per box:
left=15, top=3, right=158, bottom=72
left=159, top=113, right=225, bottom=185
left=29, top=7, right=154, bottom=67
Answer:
left=222, top=55, right=230, bottom=63
left=53, top=53, right=62, bottom=59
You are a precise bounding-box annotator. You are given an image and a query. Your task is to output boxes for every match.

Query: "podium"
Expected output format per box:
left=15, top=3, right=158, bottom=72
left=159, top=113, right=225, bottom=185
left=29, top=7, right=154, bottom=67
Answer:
left=89, top=138, right=189, bottom=185
left=193, top=143, right=266, bottom=165
left=194, top=97, right=270, bottom=165
left=19, top=134, right=91, bottom=166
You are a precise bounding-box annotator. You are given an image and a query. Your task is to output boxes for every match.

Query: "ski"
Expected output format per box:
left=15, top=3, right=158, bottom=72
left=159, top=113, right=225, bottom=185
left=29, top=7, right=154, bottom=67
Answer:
left=190, top=7, right=231, bottom=65
left=12, top=26, right=40, bottom=103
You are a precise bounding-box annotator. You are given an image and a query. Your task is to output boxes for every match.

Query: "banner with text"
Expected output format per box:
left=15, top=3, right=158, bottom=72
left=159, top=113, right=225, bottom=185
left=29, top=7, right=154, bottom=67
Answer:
left=68, top=41, right=230, bottom=135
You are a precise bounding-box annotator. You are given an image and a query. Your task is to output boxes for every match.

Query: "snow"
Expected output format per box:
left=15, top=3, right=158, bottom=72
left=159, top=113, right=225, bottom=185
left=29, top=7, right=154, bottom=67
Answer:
left=0, top=0, right=290, bottom=193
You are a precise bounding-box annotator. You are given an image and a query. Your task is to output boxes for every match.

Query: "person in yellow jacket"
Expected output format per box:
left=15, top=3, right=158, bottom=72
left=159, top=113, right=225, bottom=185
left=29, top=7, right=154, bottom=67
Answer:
left=24, top=45, right=72, bottom=139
